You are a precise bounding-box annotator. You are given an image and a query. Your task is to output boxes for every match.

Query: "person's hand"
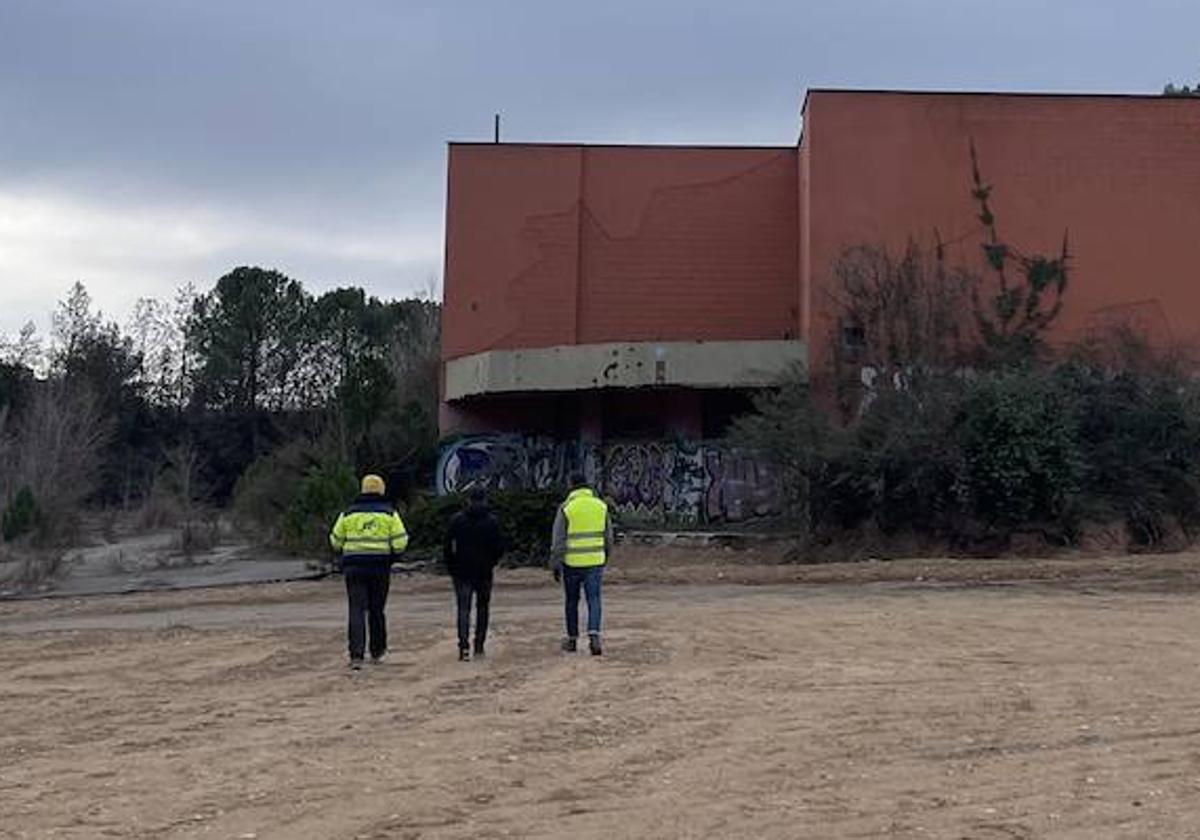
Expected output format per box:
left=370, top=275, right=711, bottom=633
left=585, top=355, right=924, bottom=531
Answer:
left=552, top=565, right=561, bottom=583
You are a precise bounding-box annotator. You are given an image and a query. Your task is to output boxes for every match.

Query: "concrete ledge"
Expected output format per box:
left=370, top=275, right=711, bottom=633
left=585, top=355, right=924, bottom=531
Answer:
left=444, top=340, right=806, bottom=401
left=619, top=530, right=793, bottom=550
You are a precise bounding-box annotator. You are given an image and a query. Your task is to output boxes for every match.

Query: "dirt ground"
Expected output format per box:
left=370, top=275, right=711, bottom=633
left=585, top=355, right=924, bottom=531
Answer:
left=5, top=552, right=1200, bottom=839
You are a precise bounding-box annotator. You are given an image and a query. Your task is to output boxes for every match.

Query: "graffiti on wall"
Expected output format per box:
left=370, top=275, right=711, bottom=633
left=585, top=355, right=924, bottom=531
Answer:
left=703, top=450, right=780, bottom=523
left=603, top=441, right=704, bottom=524
left=437, top=436, right=781, bottom=526
left=436, top=436, right=592, bottom=494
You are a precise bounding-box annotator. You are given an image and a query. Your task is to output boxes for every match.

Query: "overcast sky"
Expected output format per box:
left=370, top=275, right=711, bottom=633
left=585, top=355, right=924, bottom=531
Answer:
left=1, top=0, right=1197, bottom=336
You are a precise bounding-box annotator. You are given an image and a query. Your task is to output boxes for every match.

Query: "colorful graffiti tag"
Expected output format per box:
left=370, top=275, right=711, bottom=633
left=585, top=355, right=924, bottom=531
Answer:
left=603, top=442, right=703, bottom=523
left=437, top=436, right=781, bottom=526
left=435, top=436, right=591, bottom=494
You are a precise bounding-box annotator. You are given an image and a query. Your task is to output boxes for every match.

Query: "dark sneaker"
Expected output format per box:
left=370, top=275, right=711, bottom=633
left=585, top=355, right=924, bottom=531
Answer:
left=349, top=658, right=365, bottom=671
left=370, top=651, right=388, bottom=665
left=561, top=637, right=577, bottom=653
left=589, top=635, right=603, bottom=656
left=458, top=648, right=470, bottom=662
left=473, top=645, right=486, bottom=659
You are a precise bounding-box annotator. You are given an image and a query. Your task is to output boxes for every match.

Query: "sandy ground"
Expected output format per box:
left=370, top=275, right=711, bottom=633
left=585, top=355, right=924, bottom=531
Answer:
left=4, top=553, right=1200, bottom=839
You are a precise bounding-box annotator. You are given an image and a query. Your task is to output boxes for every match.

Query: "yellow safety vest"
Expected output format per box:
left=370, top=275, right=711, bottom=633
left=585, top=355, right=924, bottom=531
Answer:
left=563, top=488, right=608, bottom=568
left=330, top=499, right=409, bottom=565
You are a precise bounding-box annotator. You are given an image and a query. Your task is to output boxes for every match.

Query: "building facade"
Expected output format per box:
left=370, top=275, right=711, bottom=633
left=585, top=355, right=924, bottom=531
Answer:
left=438, top=90, right=1200, bottom=522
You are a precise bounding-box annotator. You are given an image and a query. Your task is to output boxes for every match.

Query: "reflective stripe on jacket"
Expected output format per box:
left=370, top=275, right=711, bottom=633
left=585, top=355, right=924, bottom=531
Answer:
left=562, top=488, right=608, bottom=568
left=329, top=496, right=408, bottom=567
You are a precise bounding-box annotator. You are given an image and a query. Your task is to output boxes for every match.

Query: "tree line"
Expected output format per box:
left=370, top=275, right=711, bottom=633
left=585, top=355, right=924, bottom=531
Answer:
left=0, top=267, right=440, bottom=561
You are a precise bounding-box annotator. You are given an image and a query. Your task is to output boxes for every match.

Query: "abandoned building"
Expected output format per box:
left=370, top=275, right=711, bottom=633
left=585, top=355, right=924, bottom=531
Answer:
left=437, top=89, right=1200, bottom=523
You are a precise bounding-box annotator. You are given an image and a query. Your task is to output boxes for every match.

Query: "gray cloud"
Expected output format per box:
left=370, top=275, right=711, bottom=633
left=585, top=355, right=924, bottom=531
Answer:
left=2, top=0, right=1197, bottom=334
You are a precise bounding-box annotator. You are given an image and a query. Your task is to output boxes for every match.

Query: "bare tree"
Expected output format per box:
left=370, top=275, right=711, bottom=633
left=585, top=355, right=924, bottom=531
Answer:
left=12, top=382, right=112, bottom=543
left=388, top=295, right=441, bottom=405
left=0, top=322, right=44, bottom=371
left=162, top=439, right=206, bottom=556
left=124, top=284, right=199, bottom=410
left=826, top=240, right=977, bottom=418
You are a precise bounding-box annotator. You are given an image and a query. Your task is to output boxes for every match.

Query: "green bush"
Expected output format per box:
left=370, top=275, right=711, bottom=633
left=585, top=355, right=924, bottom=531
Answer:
left=402, top=493, right=464, bottom=557
left=231, top=440, right=359, bottom=553
left=845, top=386, right=965, bottom=537
left=281, top=461, right=359, bottom=553
left=726, top=362, right=829, bottom=526
left=809, top=371, right=1084, bottom=548
left=1062, top=361, right=1200, bottom=546
left=231, top=440, right=311, bottom=539
left=403, top=489, right=560, bottom=568
left=734, top=339, right=1200, bottom=554
left=492, top=489, right=560, bottom=563
left=956, top=371, right=1082, bottom=540
left=2, top=486, right=39, bottom=543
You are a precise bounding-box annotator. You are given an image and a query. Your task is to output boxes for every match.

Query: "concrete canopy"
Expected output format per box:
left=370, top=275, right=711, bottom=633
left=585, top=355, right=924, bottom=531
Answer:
left=443, top=339, right=806, bottom=401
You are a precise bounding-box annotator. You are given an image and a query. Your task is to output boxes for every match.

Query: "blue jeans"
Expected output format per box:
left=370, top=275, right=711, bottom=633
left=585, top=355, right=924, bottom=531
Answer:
left=563, top=565, right=603, bottom=638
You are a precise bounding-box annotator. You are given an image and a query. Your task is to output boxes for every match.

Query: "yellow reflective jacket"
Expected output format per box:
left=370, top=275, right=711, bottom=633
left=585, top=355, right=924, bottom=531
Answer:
left=329, top=495, right=409, bottom=569
left=553, top=487, right=611, bottom=568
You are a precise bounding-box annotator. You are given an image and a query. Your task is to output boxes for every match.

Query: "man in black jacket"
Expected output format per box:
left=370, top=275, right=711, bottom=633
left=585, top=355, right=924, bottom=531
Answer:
left=444, top=487, right=505, bottom=661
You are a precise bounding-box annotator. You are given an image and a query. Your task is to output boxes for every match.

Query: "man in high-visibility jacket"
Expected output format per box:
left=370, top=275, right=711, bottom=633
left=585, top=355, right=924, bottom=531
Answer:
left=550, top=472, right=613, bottom=656
left=330, top=474, right=409, bottom=670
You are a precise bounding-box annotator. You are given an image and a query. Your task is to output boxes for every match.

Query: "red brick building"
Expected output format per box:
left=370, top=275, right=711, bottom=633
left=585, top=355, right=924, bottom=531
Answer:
left=441, top=142, right=803, bottom=442
left=437, top=90, right=1200, bottom=518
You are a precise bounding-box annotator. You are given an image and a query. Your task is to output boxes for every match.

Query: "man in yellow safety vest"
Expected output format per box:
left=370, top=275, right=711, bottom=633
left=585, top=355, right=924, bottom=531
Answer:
left=550, top=472, right=613, bottom=656
left=330, top=474, right=409, bottom=670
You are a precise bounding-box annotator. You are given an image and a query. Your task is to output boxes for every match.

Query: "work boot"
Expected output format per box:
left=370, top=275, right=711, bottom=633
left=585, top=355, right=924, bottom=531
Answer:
left=588, top=634, right=603, bottom=657
left=561, top=637, right=577, bottom=653
left=458, top=647, right=470, bottom=662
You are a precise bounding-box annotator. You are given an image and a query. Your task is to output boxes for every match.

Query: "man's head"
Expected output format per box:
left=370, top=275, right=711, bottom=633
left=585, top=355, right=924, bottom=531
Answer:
left=360, top=474, right=386, bottom=496
left=569, top=471, right=588, bottom=489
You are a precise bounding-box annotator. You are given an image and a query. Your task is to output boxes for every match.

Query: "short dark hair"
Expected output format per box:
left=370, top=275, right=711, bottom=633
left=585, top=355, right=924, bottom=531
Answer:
left=569, top=471, right=588, bottom=488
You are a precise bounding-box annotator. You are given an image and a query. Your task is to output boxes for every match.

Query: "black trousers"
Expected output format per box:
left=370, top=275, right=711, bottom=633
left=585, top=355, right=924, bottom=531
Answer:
left=345, top=568, right=391, bottom=660
left=453, top=575, right=493, bottom=652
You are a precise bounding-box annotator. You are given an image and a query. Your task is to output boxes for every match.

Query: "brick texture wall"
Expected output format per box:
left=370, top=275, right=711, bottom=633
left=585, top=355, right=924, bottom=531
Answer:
left=802, top=91, right=1200, bottom=373
left=442, top=144, right=799, bottom=361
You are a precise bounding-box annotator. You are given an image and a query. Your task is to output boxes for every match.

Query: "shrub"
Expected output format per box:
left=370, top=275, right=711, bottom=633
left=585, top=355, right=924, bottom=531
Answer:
left=8, top=549, right=65, bottom=586
left=845, top=384, right=966, bottom=537
left=956, top=371, right=1082, bottom=542
left=726, top=362, right=829, bottom=532
left=734, top=333, right=1200, bottom=555
left=136, top=478, right=184, bottom=531
left=403, top=489, right=560, bottom=568
left=231, top=437, right=363, bottom=554
left=491, top=489, right=560, bottom=563
left=2, top=485, right=39, bottom=542
left=230, top=440, right=312, bottom=538
left=1060, top=359, right=1200, bottom=546
left=402, top=493, right=464, bottom=558
left=280, top=461, right=359, bottom=553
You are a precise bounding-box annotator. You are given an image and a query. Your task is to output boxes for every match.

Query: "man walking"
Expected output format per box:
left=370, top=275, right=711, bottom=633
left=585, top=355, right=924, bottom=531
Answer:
left=444, top=487, right=505, bottom=661
left=551, top=472, right=613, bottom=656
left=329, top=474, right=408, bottom=670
